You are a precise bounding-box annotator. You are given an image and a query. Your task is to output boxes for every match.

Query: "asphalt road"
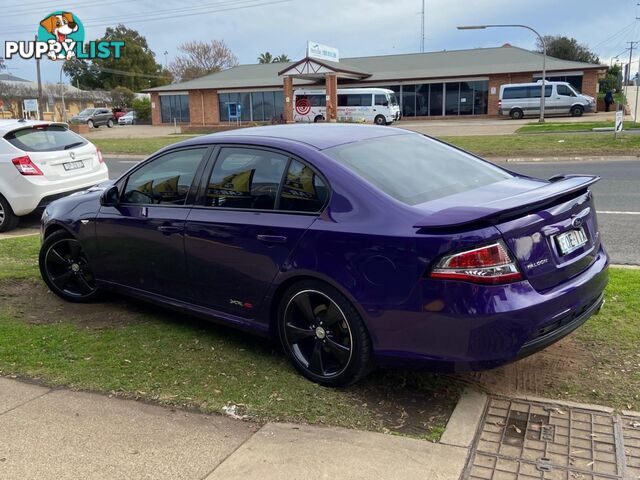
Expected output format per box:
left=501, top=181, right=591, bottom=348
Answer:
left=100, top=157, right=639, bottom=265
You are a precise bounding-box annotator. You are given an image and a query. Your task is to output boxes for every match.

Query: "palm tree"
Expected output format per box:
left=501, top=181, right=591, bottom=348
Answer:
left=258, top=52, right=273, bottom=64
left=272, top=54, right=291, bottom=63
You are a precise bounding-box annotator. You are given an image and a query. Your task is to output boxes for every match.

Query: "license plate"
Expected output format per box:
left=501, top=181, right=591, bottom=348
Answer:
left=63, top=161, right=84, bottom=171
left=555, top=228, right=588, bottom=256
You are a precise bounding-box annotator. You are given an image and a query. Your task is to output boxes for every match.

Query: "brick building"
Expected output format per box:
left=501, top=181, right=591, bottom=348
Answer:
left=146, top=45, right=606, bottom=126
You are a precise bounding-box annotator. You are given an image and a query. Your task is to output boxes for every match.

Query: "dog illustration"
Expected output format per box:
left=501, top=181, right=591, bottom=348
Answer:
left=39, top=12, right=78, bottom=60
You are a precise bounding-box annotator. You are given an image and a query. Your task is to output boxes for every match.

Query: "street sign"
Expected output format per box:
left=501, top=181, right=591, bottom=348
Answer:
left=615, top=110, right=624, bottom=132
left=23, top=98, right=38, bottom=112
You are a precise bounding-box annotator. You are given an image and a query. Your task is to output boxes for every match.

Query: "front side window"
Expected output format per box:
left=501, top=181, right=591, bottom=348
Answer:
left=375, top=94, right=388, bottom=106
left=122, top=148, right=206, bottom=205
left=207, top=148, right=288, bottom=210
left=557, top=84, right=576, bottom=97
left=324, top=134, right=512, bottom=205
left=279, top=160, right=328, bottom=213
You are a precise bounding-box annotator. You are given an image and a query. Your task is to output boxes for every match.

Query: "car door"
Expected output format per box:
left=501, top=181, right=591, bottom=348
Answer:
left=99, top=109, right=111, bottom=125
left=555, top=84, right=576, bottom=114
left=184, top=146, right=329, bottom=317
left=93, top=146, right=211, bottom=300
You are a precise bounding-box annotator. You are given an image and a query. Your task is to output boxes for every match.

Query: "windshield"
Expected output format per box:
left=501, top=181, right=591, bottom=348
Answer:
left=324, top=134, right=513, bottom=205
left=78, top=109, right=96, bottom=116
left=386, top=93, right=398, bottom=106
left=4, top=125, right=88, bottom=152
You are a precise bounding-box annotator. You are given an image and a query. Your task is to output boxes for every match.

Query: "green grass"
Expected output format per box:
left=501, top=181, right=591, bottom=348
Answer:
left=0, top=235, right=40, bottom=280
left=0, top=235, right=458, bottom=437
left=566, top=268, right=640, bottom=409
left=92, top=130, right=640, bottom=158
left=516, top=121, right=640, bottom=134
left=442, top=133, right=640, bottom=157
left=92, top=137, right=189, bottom=156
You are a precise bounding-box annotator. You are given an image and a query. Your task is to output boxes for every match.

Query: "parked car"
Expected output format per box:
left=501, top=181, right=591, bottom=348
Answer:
left=70, top=108, right=115, bottom=129
left=118, top=111, right=137, bottom=126
left=0, top=120, right=109, bottom=232
left=39, top=124, right=608, bottom=386
left=499, top=81, right=596, bottom=119
left=112, top=108, right=129, bottom=120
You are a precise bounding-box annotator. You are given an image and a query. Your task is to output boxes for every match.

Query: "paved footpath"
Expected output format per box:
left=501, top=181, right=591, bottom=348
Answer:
left=0, top=377, right=468, bottom=480
left=3, top=377, right=639, bottom=479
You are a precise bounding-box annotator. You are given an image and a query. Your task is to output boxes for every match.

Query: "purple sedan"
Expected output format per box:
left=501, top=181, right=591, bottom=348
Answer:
left=39, top=124, right=608, bottom=386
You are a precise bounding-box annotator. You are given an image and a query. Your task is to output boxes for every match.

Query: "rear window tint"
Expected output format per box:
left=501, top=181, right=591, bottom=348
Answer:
left=324, top=134, right=512, bottom=205
left=4, top=125, right=87, bottom=152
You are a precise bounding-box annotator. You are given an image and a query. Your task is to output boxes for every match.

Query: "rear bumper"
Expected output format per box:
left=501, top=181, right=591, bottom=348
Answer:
left=370, top=245, right=609, bottom=371
left=5, top=166, right=109, bottom=216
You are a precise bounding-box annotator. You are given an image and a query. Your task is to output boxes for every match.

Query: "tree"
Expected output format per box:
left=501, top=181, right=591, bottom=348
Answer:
left=272, top=54, right=291, bottom=63
left=110, top=86, right=135, bottom=108
left=599, top=63, right=622, bottom=93
left=258, top=51, right=273, bottom=64
left=132, top=96, right=151, bottom=121
left=536, top=35, right=600, bottom=64
left=169, top=40, right=237, bottom=82
left=258, top=52, right=291, bottom=64
left=0, top=58, right=5, bottom=71
left=63, top=25, right=171, bottom=92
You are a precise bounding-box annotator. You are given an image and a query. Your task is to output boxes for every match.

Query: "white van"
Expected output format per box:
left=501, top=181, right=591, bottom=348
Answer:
left=499, top=81, right=595, bottom=119
left=293, top=88, right=401, bottom=125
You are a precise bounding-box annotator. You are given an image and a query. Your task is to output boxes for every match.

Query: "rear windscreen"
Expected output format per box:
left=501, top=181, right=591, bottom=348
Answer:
left=324, top=134, right=513, bottom=205
left=4, top=125, right=87, bottom=152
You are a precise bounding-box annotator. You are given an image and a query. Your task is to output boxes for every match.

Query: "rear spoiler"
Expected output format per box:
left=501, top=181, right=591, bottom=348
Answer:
left=413, top=175, right=600, bottom=229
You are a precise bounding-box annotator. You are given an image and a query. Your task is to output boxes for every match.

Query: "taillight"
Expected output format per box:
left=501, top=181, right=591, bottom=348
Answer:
left=430, top=242, right=522, bottom=284
left=12, top=156, right=43, bottom=176
left=96, top=148, right=104, bottom=164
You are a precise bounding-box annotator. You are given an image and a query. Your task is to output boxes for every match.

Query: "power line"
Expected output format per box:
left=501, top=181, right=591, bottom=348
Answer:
left=1, top=0, right=292, bottom=35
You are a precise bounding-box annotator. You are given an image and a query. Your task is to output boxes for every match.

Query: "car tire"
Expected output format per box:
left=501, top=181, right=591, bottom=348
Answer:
left=374, top=115, right=387, bottom=126
left=277, top=279, right=374, bottom=387
left=39, top=230, right=101, bottom=303
left=570, top=105, right=584, bottom=117
left=0, top=194, right=19, bottom=233
left=87, top=120, right=94, bottom=129
left=509, top=108, right=524, bottom=120
left=314, top=115, right=325, bottom=123
left=107, top=119, right=114, bottom=128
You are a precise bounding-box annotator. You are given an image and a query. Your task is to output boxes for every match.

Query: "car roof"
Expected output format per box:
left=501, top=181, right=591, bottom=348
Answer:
left=0, top=119, right=66, bottom=135
left=183, top=124, right=412, bottom=150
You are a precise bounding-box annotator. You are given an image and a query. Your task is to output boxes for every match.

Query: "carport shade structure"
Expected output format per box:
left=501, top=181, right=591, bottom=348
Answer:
left=278, top=58, right=371, bottom=123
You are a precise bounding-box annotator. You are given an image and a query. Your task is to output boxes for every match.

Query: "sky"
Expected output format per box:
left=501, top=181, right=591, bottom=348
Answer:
left=1, top=0, right=639, bottom=85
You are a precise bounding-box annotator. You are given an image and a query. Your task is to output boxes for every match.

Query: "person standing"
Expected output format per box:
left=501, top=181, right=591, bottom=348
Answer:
left=604, top=90, right=614, bottom=112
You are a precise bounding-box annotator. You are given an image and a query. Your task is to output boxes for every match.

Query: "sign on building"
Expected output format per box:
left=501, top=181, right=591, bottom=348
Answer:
left=307, top=41, right=339, bottom=62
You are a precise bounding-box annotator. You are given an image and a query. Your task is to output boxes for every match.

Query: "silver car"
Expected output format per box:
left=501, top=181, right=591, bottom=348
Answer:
left=70, top=108, right=115, bottom=129
left=498, top=81, right=595, bottom=119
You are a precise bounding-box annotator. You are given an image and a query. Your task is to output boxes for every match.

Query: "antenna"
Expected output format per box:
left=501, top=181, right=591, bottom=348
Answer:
left=420, top=0, right=425, bottom=52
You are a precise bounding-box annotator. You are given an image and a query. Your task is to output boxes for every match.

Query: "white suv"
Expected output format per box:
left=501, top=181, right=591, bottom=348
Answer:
left=0, top=120, right=109, bottom=232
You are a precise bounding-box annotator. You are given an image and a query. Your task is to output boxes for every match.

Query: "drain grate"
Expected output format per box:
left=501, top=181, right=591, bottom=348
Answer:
left=463, top=397, right=632, bottom=480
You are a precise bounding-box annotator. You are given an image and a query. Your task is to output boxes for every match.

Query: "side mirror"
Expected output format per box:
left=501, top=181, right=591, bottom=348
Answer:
left=100, top=185, right=120, bottom=207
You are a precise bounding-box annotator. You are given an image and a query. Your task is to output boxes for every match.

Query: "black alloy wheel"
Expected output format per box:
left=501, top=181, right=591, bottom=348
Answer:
left=40, top=231, right=99, bottom=302
left=278, top=280, right=373, bottom=386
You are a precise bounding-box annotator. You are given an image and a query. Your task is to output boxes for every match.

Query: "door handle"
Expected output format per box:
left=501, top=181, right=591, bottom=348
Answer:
left=157, top=225, right=182, bottom=235
left=257, top=234, right=287, bottom=244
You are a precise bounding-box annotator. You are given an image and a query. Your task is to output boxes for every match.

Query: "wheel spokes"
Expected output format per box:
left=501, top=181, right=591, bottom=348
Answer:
left=48, top=248, right=68, bottom=266
left=322, top=303, right=343, bottom=327
left=325, top=337, right=350, bottom=365
left=51, top=270, right=73, bottom=290
left=308, top=340, right=325, bottom=375
left=293, top=293, right=315, bottom=321
left=285, top=322, right=315, bottom=343
left=75, top=273, right=94, bottom=294
left=68, top=241, right=81, bottom=259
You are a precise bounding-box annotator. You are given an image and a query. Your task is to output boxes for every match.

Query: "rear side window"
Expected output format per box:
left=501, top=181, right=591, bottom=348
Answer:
left=207, top=147, right=288, bottom=210
left=324, top=134, right=512, bottom=205
left=279, top=159, right=328, bottom=212
left=4, top=125, right=87, bottom=152
left=502, top=85, right=552, bottom=99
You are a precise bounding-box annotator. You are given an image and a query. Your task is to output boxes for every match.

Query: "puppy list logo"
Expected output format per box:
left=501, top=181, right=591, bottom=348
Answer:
left=4, top=11, right=124, bottom=61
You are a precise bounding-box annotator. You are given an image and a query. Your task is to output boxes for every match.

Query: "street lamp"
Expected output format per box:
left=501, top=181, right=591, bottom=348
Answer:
left=457, top=24, right=547, bottom=123
left=59, top=62, right=67, bottom=123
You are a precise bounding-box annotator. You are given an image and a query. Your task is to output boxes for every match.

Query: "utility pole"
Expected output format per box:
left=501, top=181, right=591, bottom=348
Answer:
left=420, top=0, right=425, bottom=52
left=625, top=41, right=637, bottom=87
left=35, top=34, right=43, bottom=120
